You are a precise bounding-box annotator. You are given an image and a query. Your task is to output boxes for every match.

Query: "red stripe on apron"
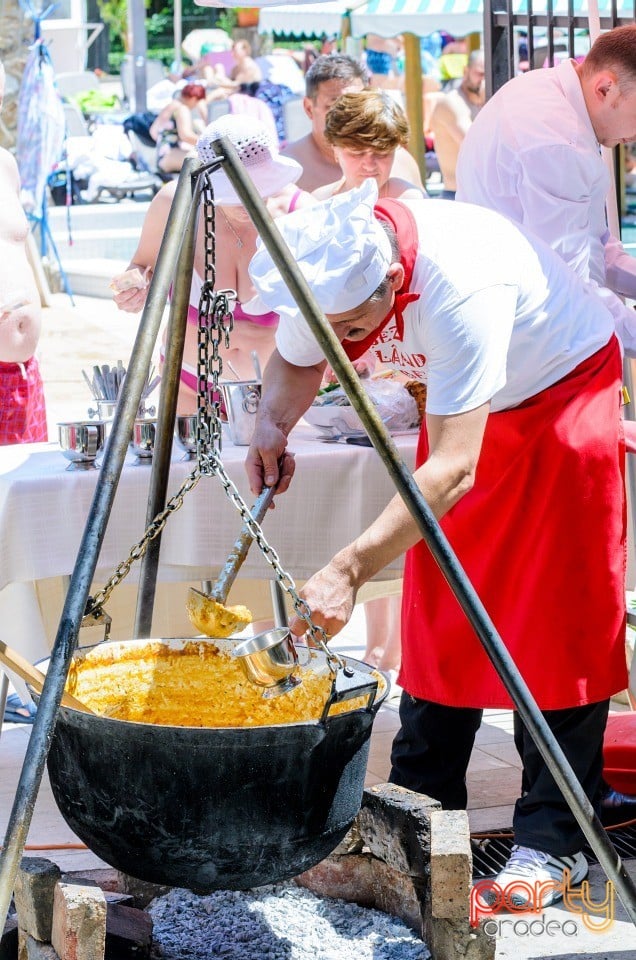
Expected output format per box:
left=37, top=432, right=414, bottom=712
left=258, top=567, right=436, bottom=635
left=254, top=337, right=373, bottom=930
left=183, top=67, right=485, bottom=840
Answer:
left=400, top=336, right=627, bottom=710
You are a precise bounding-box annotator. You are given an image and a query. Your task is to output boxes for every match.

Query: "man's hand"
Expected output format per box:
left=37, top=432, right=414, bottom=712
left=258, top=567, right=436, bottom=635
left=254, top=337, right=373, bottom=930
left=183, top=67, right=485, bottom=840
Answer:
left=246, top=418, right=296, bottom=498
left=288, top=561, right=358, bottom=640
left=245, top=350, right=323, bottom=497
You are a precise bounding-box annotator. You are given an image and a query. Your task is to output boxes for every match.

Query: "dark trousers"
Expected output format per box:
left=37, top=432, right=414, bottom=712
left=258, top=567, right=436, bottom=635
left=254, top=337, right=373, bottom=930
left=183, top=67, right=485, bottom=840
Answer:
left=389, top=694, right=609, bottom=856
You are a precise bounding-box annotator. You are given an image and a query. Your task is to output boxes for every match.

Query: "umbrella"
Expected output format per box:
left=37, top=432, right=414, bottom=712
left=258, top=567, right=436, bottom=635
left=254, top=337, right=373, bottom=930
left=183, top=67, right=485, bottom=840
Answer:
left=182, top=28, right=233, bottom=61
left=16, top=37, right=65, bottom=220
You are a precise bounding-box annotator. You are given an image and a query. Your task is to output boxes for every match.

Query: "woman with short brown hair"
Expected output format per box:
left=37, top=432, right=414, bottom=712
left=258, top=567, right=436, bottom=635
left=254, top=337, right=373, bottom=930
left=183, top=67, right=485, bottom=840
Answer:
left=314, top=89, right=424, bottom=201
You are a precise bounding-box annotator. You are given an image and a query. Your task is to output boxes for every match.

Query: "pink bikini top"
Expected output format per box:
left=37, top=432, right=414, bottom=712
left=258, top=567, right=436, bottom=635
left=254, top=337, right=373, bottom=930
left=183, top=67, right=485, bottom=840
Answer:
left=186, top=273, right=278, bottom=328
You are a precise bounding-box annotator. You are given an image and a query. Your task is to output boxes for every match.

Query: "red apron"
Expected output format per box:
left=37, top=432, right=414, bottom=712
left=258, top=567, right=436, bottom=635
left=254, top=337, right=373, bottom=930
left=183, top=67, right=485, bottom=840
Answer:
left=400, top=336, right=627, bottom=710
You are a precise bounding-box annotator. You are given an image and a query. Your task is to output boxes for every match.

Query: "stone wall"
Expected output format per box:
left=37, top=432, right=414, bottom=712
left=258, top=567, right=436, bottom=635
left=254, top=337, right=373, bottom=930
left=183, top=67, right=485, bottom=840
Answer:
left=0, top=0, right=33, bottom=149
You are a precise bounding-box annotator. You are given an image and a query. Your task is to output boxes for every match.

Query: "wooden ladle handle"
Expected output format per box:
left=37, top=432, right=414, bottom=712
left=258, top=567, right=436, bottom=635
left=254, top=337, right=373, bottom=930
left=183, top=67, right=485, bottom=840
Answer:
left=0, top=640, right=95, bottom=714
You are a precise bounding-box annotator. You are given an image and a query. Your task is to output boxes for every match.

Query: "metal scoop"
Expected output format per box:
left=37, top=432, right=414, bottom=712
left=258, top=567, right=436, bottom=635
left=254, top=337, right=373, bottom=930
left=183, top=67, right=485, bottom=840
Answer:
left=186, top=484, right=276, bottom=637
left=232, top=627, right=302, bottom=698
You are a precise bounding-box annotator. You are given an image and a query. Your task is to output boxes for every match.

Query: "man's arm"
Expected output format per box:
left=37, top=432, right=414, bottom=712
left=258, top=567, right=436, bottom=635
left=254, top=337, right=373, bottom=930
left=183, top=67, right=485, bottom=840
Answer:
left=246, top=348, right=326, bottom=495
left=288, top=401, right=490, bottom=637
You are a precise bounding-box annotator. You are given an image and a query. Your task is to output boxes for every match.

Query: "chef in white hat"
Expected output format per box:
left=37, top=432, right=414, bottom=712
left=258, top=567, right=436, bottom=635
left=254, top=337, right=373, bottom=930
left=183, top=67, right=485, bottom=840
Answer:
left=245, top=178, right=627, bottom=909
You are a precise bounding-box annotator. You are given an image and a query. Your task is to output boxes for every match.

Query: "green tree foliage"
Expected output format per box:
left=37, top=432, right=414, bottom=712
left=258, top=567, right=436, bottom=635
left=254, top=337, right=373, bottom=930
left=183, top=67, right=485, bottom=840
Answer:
left=100, top=0, right=227, bottom=60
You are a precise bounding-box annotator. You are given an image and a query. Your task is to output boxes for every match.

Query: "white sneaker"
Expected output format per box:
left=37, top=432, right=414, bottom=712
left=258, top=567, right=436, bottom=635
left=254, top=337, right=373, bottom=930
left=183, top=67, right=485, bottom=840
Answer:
left=489, top=844, right=588, bottom=908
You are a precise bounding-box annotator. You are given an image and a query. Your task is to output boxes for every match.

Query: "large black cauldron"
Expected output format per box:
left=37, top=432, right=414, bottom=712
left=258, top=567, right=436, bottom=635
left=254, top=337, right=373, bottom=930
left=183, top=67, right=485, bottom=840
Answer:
left=42, top=639, right=386, bottom=892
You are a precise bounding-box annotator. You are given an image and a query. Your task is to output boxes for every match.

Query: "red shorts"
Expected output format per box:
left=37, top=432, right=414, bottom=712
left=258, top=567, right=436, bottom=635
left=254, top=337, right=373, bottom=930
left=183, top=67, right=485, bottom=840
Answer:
left=0, top=356, right=48, bottom=444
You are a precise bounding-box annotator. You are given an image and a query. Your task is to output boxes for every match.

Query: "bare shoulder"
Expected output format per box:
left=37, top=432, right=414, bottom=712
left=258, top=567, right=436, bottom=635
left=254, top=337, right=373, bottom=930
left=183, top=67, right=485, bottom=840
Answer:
left=267, top=183, right=315, bottom=217
left=312, top=181, right=338, bottom=201
left=432, top=92, right=462, bottom=119
left=385, top=179, right=425, bottom=200
left=281, top=135, right=312, bottom=165
left=392, top=147, right=424, bottom=189
left=153, top=179, right=177, bottom=209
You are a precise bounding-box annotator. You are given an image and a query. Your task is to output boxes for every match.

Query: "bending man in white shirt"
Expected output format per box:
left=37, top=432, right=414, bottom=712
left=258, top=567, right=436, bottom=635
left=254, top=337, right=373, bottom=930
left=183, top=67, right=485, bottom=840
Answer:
left=243, top=181, right=627, bottom=909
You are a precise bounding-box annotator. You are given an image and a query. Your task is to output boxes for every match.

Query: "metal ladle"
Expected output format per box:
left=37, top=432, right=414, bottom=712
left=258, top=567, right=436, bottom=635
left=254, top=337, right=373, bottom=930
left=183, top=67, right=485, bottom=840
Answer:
left=186, top=484, right=276, bottom=637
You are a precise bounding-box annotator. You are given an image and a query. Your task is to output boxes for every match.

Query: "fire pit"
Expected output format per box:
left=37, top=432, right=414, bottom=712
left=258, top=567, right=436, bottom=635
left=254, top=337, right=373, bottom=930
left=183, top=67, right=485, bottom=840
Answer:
left=147, top=883, right=431, bottom=959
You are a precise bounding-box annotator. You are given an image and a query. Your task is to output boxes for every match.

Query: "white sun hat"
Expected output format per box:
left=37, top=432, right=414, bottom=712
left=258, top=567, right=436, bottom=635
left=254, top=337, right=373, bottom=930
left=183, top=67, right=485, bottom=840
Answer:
left=247, top=180, right=392, bottom=317
left=196, top=114, right=301, bottom=205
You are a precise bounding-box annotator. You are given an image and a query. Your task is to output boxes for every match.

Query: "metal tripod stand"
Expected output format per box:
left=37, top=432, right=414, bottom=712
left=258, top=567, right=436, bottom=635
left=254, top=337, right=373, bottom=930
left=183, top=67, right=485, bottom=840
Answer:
left=1, top=141, right=636, bottom=934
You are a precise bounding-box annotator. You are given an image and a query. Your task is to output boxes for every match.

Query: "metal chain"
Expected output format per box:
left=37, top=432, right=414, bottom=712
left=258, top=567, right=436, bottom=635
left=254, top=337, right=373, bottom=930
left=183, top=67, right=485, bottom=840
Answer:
left=196, top=170, right=236, bottom=461
left=89, top=168, right=342, bottom=674
left=89, top=470, right=201, bottom=613
left=196, top=173, right=343, bottom=674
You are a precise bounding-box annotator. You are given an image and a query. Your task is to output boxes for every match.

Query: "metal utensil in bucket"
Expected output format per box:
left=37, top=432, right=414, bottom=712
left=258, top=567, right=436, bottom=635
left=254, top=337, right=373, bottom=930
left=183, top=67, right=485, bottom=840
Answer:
left=221, top=381, right=261, bottom=446
left=232, top=627, right=301, bottom=697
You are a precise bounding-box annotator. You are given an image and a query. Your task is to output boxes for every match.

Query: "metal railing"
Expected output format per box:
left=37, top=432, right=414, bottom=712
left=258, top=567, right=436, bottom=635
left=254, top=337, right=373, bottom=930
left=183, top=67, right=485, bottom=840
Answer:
left=486, top=1, right=636, bottom=95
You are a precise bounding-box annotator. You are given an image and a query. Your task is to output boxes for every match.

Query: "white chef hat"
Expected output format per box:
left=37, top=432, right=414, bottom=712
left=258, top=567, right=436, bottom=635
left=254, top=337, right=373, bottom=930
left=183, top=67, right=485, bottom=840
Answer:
left=247, top=180, right=392, bottom=317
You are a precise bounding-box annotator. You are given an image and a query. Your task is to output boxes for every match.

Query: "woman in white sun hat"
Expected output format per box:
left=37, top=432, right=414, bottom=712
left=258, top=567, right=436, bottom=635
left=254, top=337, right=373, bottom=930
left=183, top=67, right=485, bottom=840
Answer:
left=111, top=113, right=314, bottom=413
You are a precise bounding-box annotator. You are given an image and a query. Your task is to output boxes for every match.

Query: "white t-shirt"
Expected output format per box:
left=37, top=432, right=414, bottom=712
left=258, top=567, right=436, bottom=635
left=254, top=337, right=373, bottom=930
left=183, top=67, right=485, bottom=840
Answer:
left=275, top=199, right=614, bottom=416
left=456, top=59, right=636, bottom=353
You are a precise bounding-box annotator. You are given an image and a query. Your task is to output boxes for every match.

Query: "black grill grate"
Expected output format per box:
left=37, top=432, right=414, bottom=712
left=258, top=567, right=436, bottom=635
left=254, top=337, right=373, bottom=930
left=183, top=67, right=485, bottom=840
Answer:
left=471, top=824, right=636, bottom=879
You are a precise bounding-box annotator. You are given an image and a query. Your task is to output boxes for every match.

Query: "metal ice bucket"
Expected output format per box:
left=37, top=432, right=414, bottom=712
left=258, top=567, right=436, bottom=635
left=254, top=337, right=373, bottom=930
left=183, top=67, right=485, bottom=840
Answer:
left=175, top=414, right=197, bottom=459
left=58, top=420, right=106, bottom=469
left=221, top=381, right=261, bottom=446
left=130, top=418, right=157, bottom=461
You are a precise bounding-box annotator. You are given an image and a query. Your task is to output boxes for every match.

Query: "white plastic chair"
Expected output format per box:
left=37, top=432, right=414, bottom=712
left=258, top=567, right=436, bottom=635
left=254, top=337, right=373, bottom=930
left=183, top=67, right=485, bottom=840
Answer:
left=63, top=101, right=91, bottom=138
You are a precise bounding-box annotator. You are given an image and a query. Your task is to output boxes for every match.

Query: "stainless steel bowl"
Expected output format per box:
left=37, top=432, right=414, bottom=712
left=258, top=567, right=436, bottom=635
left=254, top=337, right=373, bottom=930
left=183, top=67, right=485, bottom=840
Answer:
left=58, top=421, right=106, bottom=470
left=129, top=418, right=157, bottom=461
left=175, top=414, right=197, bottom=459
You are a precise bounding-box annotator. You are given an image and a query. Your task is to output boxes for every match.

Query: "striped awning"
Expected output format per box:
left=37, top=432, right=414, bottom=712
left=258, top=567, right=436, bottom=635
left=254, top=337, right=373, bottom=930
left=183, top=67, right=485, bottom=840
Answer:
left=255, top=0, right=635, bottom=39
left=351, top=0, right=482, bottom=38
left=351, top=0, right=635, bottom=38
left=258, top=2, right=354, bottom=37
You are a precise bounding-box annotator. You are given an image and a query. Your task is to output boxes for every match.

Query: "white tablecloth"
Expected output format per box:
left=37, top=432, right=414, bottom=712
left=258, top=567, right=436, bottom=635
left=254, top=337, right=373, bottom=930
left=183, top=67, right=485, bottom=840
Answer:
left=0, top=424, right=417, bottom=590
left=0, top=424, right=417, bottom=670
